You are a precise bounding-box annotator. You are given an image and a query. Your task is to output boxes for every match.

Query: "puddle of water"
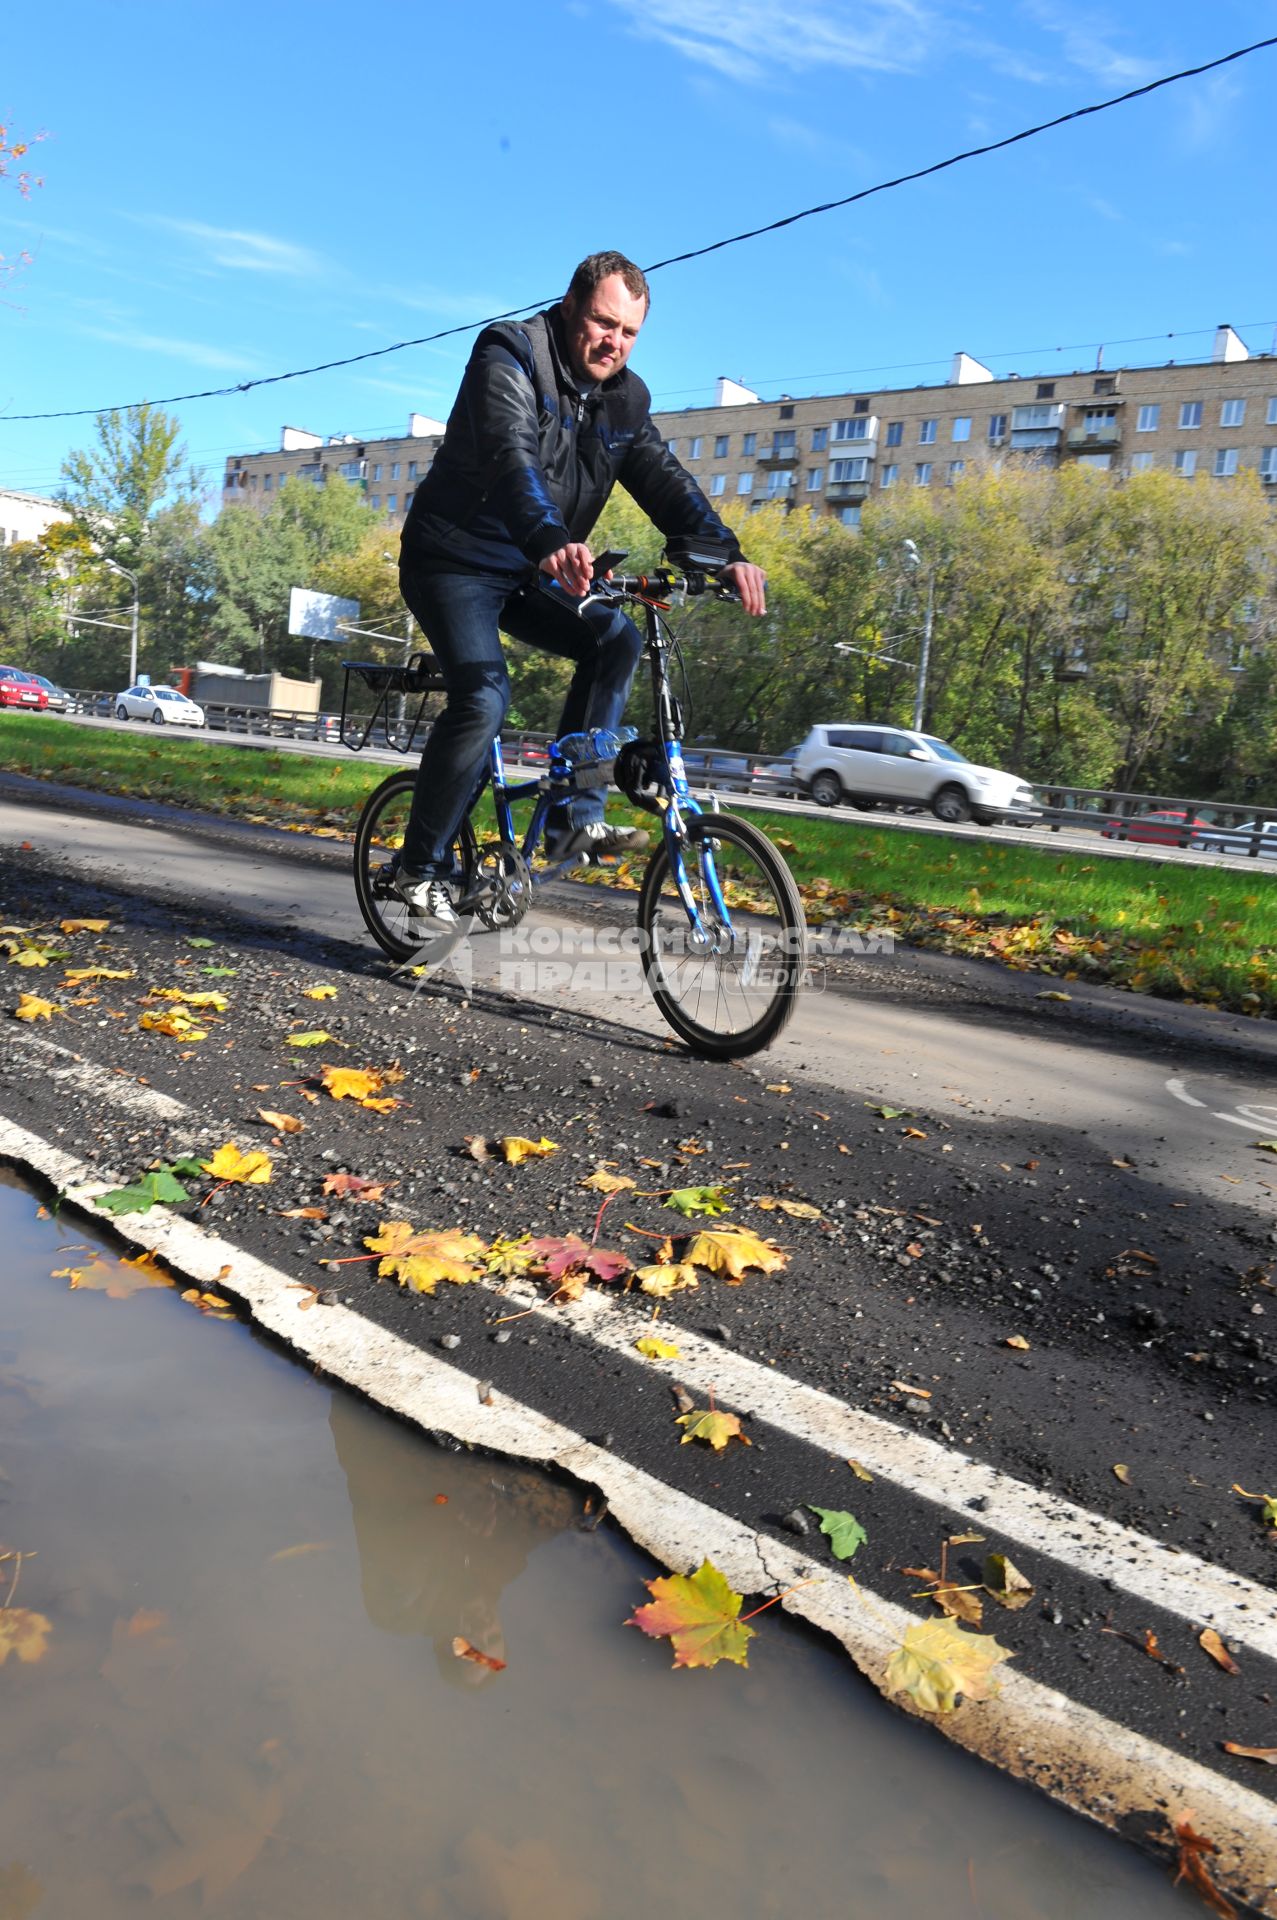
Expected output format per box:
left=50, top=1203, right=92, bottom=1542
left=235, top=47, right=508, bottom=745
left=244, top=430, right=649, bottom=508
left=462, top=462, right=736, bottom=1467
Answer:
left=0, top=1168, right=1209, bottom=1919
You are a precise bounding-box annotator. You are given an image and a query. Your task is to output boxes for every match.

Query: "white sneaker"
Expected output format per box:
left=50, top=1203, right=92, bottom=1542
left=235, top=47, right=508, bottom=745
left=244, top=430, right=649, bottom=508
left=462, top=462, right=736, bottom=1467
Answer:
left=546, top=821, right=650, bottom=866
left=394, top=874, right=459, bottom=929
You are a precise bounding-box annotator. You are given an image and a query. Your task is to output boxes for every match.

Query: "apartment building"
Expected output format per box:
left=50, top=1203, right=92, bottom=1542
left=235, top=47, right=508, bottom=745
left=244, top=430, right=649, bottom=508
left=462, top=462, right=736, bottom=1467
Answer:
left=221, top=325, right=1277, bottom=530
left=0, top=488, right=71, bottom=548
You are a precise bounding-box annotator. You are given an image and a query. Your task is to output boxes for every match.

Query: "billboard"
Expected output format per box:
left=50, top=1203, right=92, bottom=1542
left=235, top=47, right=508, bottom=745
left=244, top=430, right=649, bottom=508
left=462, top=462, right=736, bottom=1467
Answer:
left=288, top=587, right=360, bottom=641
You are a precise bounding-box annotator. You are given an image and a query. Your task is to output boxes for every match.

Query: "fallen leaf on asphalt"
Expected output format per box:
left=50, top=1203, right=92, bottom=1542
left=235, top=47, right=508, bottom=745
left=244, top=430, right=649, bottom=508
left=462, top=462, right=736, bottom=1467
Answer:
left=364, top=1222, right=488, bottom=1293
left=664, top=1185, right=732, bottom=1217
left=1101, top=1625, right=1185, bottom=1675
left=1255, top=1140, right=1277, bottom=1154
left=59, top=917, right=109, bottom=933
left=583, top=1166, right=636, bottom=1193
left=286, top=1030, right=333, bottom=1047
left=848, top=1459, right=873, bottom=1482
left=94, top=1167, right=191, bottom=1215
left=13, top=994, right=54, bottom=1021
left=484, top=1235, right=538, bottom=1277
left=1113, top=1463, right=1132, bottom=1484
left=1037, top=990, right=1071, bottom=1001
left=184, top=936, right=215, bottom=947
left=636, top=1261, right=700, bottom=1296
left=202, top=1144, right=273, bottom=1185
left=676, top=1407, right=750, bottom=1451
left=983, top=1553, right=1035, bottom=1610
left=452, top=1636, right=506, bottom=1673
left=279, top=1206, right=326, bottom=1220
left=0, top=1608, right=52, bottom=1666
left=765, top=1083, right=791, bottom=1094
left=1004, top=1334, right=1032, bottom=1351
left=886, top=1617, right=1012, bottom=1713
left=891, top=1381, right=931, bottom=1397
left=148, top=987, right=229, bottom=1011
left=635, top=1335, right=681, bottom=1361
left=867, top=1103, right=906, bottom=1118
left=627, top=1558, right=753, bottom=1669
left=62, top=966, right=133, bottom=984
left=902, top=1127, right=929, bottom=1141
left=904, top=1566, right=984, bottom=1625
left=1221, top=1743, right=1277, bottom=1763
left=302, top=984, right=338, bottom=1000
left=1111, top=1157, right=1135, bottom=1169
left=322, top=1172, right=390, bottom=1201
left=257, top=1109, right=304, bottom=1134
left=753, top=1196, right=821, bottom=1219
left=1171, top=1812, right=1236, bottom=1918
left=140, top=1008, right=208, bottom=1040
left=683, top=1227, right=786, bottom=1281
left=807, top=1506, right=866, bottom=1560
left=497, top=1135, right=560, bottom=1165
left=528, top=1235, right=630, bottom=1284
left=1198, top=1628, right=1241, bottom=1676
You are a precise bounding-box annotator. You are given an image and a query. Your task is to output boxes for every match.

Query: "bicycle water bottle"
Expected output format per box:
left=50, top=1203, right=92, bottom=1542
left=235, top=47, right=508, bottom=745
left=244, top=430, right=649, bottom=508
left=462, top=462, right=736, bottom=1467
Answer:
left=551, top=724, right=638, bottom=767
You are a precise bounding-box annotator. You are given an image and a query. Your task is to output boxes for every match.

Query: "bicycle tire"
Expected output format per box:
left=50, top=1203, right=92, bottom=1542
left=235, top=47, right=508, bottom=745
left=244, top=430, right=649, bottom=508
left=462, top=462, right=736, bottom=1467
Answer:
left=637, top=811, right=806, bottom=1059
left=353, top=768, right=478, bottom=964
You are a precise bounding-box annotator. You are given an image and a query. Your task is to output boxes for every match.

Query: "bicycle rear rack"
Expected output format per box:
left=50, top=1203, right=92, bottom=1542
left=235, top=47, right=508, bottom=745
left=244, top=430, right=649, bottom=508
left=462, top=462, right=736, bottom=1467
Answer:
left=339, top=653, right=446, bottom=753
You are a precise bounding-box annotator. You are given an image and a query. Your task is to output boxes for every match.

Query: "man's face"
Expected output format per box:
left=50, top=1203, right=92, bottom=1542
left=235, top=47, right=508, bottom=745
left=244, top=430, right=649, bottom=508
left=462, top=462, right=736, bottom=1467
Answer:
left=562, top=273, right=647, bottom=385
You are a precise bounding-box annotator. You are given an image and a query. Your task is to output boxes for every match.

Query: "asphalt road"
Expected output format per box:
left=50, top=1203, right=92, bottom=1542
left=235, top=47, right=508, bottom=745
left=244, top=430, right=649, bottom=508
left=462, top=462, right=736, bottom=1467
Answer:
left=1, top=773, right=1275, bottom=1911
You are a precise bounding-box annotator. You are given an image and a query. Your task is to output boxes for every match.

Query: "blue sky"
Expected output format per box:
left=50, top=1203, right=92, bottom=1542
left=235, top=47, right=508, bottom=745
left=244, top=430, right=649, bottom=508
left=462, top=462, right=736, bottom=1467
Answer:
left=3, top=0, right=1275, bottom=510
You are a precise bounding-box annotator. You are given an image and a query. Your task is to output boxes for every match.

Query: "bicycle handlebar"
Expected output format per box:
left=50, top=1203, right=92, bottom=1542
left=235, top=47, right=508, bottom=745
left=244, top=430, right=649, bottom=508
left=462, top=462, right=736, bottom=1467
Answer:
left=582, top=566, right=738, bottom=608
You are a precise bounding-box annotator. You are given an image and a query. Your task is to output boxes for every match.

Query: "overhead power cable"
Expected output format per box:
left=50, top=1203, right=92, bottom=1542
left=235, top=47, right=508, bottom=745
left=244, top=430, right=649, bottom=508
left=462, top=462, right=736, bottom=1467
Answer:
left=4, top=32, right=1275, bottom=426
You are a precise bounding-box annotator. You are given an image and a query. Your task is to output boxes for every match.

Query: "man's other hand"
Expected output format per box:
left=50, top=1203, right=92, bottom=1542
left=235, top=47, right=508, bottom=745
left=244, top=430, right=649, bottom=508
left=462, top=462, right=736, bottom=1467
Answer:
left=539, top=542, right=595, bottom=596
left=721, top=561, right=767, bottom=616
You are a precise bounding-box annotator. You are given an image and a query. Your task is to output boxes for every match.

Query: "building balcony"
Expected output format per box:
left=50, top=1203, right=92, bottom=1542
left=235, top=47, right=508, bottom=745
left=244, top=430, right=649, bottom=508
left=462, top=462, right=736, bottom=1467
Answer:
left=1066, top=425, right=1122, bottom=449
left=826, top=480, right=870, bottom=502
left=1010, top=429, right=1062, bottom=451
left=756, top=443, right=800, bottom=466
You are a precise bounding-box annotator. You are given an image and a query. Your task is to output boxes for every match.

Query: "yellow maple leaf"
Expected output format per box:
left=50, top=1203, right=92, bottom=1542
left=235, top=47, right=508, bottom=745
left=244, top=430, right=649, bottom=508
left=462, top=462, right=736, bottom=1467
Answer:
left=359, top=1095, right=401, bottom=1114
left=582, top=1167, right=637, bottom=1193
left=684, top=1227, right=787, bottom=1282
left=497, top=1136, right=560, bottom=1164
left=0, top=1608, right=52, bottom=1666
left=321, top=1065, right=384, bottom=1101
left=485, top=1235, right=538, bottom=1276
left=754, top=1196, right=821, bottom=1219
left=287, top=1030, right=334, bottom=1047
left=676, top=1407, right=751, bottom=1451
left=257, top=1109, right=304, bottom=1133
left=637, top=1261, right=700, bottom=1296
left=9, top=945, right=57, bottom=968
left=886, top=1616, right=1014, bottom=1713
left=201, top=1144, right=273, bottom=1185
left=363, top=1221, right=487, bottom=1292
left=303, top=984, right=338, bottom=999
left=635, top=1335, right=681, bottom=1361
left=148, top=988, right=228, bottom=1011
left=139, top=1009, right=208, bottom=1040
left=62, top=966, right=134, bottom=984
left=14, top=994, right=54, bottom=1022
left=59, top=917, right=110, bottom=933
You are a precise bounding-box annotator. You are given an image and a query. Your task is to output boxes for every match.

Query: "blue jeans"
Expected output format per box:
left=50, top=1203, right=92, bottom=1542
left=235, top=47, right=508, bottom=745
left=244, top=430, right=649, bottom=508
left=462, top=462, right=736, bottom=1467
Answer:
left=397, top=561, right=644, bottom=879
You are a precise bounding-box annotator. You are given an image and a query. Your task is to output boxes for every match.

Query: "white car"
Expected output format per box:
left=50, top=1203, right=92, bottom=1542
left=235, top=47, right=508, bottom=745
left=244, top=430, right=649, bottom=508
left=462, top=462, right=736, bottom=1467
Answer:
left=1193, top=819, right=1277, bottom=858
left=114, top=684, right=206, bottom=728
left=792, top=723, right=1037, bottom=824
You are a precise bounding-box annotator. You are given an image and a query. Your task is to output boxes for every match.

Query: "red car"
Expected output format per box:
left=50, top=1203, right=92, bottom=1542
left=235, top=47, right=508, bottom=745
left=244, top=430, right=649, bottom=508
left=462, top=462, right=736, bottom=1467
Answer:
left=0, top=667, right=48, bottom=711
left=1101, top=809, right=1208, bottom=847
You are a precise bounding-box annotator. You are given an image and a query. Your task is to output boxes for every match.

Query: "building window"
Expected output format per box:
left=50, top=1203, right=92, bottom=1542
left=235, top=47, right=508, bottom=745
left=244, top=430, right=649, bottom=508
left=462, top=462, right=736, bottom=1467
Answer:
left=1267, top=398, right=1277, bottom=426
left=832, top=418, right=870, bottom=441
left=1173, top=449, right=1197, bottom=476
left=830, top=458, right=869, bottom=482
left=1036, top=382, right=1055, bottom=399
left=915, top=462, right=933, bottom=485
left=880, top=464, right=898, bottom=489
left=666, top=439, right=678, bottom=455
left=407, top=460, right=418, bottom=478
left=263, top=474, right=272, bottom=491
left=1136, top=404, right=1160, bottom=432
left=951, top=417, right=971, bottom=442
left=766, top=469, right=794, bottom=496
left=779, top=404, right=795, bottom=420
left=370, top=494, right=381, bottom=509
left=710, top=473, right=726, bottom=495
left=1259, top=447, right=1277, bottom=477
left=390, top=462, right=400, bottom=479
left=1179, top=401, right=1203, bottom=429
left=1130, top=452, right=1155, bottom=470
left=806, top=468, right=823, bottom=491
left=1076, top=453, right=1112, bottom=470
left=854, top=398, right=870, bottom=414
left=387, top=492, right=398, bottom=510
left=884, top=421, right=903, bottom=448
left=1214, top=448, right=1239, bottom=476
left=918, top=419, right=937, bottom=444
left=714, top=434, right=729, bottom=457
left=948, top=460, right=965, bottom=480
left=372, top=464, right=382, bottom=481
left=988, top=413, right=1007, bottom=441
left=737, top=473, right=753, bottom=494
left=742, top=432, right=757, bottom=456
left=811, top=426, right=828, bottom=451
left=1093, top=375, right=1117, bottom=395
left=839, top=505, right=862, bottom=527
left=690, top=436, right=703, bottom=458
left=771, top=429, right=796, bottom=456
left=1220, top=399, right=1246, bottom=428
left=1082, top=407, right=1117, bottom=435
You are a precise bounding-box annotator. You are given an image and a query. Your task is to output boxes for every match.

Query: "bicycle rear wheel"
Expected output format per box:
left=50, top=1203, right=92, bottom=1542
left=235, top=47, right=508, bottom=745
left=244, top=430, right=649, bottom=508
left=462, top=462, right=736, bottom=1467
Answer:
left=637, top=811, right=806, bottom=1058
left=353, top=768, right=478, bottom=965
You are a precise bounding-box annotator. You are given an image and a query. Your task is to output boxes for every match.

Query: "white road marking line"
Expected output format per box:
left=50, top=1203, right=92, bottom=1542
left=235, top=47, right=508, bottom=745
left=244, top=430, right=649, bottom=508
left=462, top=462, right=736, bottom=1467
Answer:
left=1166, top=1076, right=1207, bottom=1108
left=1, top=1110, right=1273, bottom=1915
left=9, top=1034, right=190, bottom=1122
left=1167, top=1074, right=1277, bottom=1133
left=4, top=1066, right=1273, bottom=1657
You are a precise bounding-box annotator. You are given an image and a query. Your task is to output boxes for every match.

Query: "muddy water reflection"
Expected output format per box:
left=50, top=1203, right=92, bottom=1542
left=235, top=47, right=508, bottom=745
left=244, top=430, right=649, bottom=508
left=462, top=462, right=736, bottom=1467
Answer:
left=0, top=1172, right=1202, bottom=1918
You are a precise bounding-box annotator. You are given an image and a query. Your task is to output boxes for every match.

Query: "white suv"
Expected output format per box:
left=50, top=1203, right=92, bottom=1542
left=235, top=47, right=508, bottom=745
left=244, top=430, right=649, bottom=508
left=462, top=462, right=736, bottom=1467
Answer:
left=792, top=724, right=1037, bottom=824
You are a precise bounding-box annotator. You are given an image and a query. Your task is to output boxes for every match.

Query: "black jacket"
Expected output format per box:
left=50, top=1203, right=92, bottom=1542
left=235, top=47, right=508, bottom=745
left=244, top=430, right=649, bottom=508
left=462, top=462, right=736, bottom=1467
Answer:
left=402, top=304, right=744, bottom=577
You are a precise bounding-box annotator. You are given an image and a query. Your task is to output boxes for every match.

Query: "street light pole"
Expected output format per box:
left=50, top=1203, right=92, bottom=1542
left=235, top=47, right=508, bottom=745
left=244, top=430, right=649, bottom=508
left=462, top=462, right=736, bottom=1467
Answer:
left=103, top=558, right=140, bottom=685
left=913, top=570, right=934, bottom=732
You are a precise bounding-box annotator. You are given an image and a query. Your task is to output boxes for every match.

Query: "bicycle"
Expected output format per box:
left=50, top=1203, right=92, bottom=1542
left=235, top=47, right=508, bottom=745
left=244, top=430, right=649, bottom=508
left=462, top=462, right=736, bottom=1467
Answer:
left=344, top=544, right=807, bottom=1059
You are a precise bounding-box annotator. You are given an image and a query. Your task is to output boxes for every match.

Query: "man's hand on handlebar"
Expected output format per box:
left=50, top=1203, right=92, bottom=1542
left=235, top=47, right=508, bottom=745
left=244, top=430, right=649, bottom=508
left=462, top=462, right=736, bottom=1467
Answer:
left=721, top=560, right=767, bottom=616
left=539, top=542, right=598, bottom=597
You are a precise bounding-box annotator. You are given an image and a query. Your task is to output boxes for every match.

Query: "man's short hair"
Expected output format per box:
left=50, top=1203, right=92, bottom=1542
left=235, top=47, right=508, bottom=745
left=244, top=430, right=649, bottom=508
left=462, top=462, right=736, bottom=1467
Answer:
left=566, top=251, right=650, bottom=311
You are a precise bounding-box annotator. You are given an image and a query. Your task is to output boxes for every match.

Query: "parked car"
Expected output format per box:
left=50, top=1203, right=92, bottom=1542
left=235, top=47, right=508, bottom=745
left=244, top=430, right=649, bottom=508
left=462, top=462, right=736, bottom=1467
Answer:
left=1100, top=809, right=1208, bottom=847
left=1192, top=819, right=1277, bottom=857
left=792, top=723, right=1037, bottom=824
left=26, top=673, right=70, bottom=713
left=114, top=684, right=206, bottom=727
left=0, top=666, right=48, bottom=711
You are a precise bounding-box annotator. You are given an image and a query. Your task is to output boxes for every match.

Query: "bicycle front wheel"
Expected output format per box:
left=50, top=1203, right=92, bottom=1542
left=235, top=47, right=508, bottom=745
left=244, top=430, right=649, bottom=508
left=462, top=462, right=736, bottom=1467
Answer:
left=353, top=768, right=478, bottom=965
left=637, top=811, right=806, bottom=1058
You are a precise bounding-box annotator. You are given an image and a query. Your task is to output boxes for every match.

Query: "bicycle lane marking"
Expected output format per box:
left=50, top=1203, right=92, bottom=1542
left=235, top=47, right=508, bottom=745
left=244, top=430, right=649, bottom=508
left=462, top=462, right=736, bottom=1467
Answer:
left=1167, top=1074, right=1277, bottom=1133
left=1, top=1108, right=1274, bottom=1917
left=4, top=1040, right=1271, bottom=1662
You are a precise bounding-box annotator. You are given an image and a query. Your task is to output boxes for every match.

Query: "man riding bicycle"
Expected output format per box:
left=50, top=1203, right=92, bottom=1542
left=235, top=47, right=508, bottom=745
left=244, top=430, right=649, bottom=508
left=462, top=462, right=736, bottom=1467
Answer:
left=396, top=249, right=767, bottom=929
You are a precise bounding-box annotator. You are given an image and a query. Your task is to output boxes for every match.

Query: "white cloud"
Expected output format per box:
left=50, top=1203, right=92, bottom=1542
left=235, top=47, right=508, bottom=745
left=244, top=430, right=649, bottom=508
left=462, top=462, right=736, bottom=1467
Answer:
left=607, top=0, right=936, bottom=82
left=1017, top=3, right=1162, bottom=87
left=74, top=324, right=259, bottom=372
left=131, top=216, right=326, bottom=277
